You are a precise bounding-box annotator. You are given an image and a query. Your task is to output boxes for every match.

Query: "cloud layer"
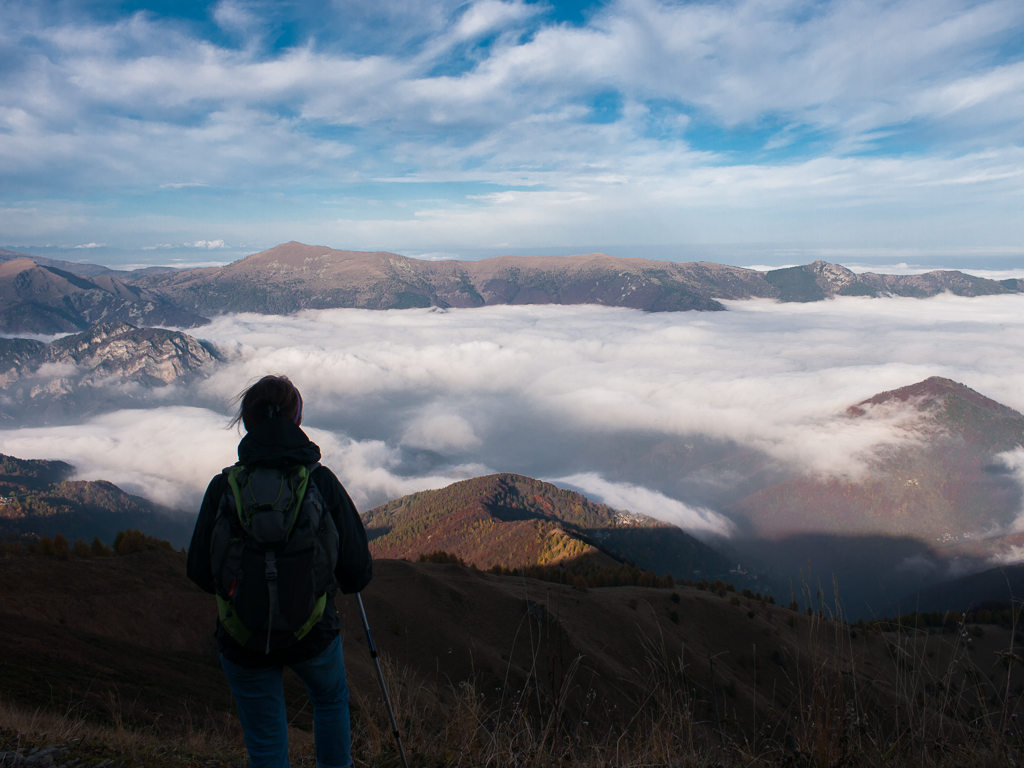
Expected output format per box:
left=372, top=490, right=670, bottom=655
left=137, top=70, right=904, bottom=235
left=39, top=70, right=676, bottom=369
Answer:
left=1, top=296, right=1021, bottom=536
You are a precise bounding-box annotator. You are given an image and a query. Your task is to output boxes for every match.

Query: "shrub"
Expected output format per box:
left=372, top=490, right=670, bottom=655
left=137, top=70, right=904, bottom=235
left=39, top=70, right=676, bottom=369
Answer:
left=114, top=529, right=147, bottom=555
left=71, top=538, right=92, bottom=558
left=38, top=536, right=55, bottom=556
left=419, top=550, right=465, bottom=565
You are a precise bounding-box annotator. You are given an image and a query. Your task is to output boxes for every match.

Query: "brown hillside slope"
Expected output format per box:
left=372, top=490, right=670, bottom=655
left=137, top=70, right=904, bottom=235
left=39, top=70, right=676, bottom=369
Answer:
left=732, top=377, right=1024, bottom=539
left=0, top=259, right=208, bottom=333
left=364, top=473, right=731, bottom=577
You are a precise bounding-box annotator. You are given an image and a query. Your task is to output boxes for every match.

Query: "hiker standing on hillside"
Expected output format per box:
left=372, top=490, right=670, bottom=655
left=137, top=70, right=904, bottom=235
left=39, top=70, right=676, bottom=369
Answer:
left=187, top=375, right=372, bottom=768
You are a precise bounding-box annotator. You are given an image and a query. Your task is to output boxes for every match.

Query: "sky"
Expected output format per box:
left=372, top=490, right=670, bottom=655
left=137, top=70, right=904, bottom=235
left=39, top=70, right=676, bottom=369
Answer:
left=2, top=295, right=1023, bottom=545
left=2, top=0, right=1023, bottom=267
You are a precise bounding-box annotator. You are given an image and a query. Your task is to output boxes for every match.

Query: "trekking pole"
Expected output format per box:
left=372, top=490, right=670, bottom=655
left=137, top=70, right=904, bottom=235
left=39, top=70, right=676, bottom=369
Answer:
left=356, top=592, right=410, bottom=768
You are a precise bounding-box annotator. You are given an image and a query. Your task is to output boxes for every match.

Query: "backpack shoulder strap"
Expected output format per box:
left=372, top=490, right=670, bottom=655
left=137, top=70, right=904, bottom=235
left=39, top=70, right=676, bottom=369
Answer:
left=224, top=464, right=248, bottom=527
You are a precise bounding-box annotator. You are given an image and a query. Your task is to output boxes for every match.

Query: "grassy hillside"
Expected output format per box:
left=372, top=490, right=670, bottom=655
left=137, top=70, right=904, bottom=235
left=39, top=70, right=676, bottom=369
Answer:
left=2, top=545, right=1024, bottom=766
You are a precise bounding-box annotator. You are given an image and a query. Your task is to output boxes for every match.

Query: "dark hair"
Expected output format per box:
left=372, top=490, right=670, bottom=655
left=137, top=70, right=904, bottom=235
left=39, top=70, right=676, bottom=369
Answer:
left=230, top=375, right=303, bottom=432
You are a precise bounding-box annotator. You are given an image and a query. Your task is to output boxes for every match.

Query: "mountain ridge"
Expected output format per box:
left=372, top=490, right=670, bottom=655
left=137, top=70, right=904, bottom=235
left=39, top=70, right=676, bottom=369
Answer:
left=130, top=241, right=1019, bottom=316
left=0, top=257, right=208, bottom=333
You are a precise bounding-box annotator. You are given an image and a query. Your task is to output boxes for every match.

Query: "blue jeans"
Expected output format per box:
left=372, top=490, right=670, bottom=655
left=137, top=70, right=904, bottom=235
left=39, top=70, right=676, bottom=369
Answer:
left=221, top=636, right=352, bottom=768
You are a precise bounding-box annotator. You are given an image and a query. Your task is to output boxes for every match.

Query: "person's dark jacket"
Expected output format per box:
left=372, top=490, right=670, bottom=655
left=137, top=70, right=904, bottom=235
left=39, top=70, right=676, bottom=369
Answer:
left=187, top=417, right=372, bottom=667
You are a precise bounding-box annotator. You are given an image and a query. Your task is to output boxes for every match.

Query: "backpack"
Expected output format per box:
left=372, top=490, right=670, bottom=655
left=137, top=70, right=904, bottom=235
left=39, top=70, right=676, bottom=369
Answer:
left=210, top=463, right=339, bottom=654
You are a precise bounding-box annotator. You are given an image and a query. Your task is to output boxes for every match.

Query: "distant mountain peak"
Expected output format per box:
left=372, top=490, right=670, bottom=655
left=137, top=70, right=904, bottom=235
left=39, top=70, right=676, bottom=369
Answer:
left=852, top=377, right=1020, bottom=420
left=733, top=378, right=1024, bottom=539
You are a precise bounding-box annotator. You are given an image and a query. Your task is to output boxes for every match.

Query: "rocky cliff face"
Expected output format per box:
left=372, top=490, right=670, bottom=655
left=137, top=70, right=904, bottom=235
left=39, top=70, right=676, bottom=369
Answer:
left=0, top=322, right=217, bottom=423
left=41, top=322, right=215, bottom=387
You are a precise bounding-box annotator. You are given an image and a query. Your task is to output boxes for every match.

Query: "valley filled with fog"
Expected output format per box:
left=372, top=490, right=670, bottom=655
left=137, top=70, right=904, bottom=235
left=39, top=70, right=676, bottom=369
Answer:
left=0, top=294, right=1020, bottom=528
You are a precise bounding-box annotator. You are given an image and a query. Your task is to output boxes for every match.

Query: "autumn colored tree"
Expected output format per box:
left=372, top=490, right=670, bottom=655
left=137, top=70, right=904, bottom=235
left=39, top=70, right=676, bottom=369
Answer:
left=52, top=533, right=70, bottom=560
left=72, top=538, right=92, bottom=557
left=114, top=528, right=147, bottom=555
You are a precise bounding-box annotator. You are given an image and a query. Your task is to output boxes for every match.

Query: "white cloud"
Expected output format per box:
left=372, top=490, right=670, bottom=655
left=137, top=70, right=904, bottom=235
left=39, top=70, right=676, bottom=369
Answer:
left=553, top=472, right=734, bottom=539
left=0, top=407, right=237, bottom=511
left=401, top=409, right=481, bottom=451
left=160, top=182, right=208, bottom=189
left=3, top=295, right=1024, bottom=535
left=181, top=294, right=1024, bottom=509
left=186, top=239, right=227, bottom=249
left=308, top=427, right=491, bottom=509
left=987, top=545, right=1024, bottom=566
left=998, top=449, right=1024, bottom=532
left=0, top=405, right=491, bottom=514
left=73, top=242, right=105, bottom=249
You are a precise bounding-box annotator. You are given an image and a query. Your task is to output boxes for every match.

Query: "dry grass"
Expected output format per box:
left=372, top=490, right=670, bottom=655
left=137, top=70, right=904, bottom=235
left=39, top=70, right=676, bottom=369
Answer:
left=5, top=619, right=1023, bottom=768
left=5, top=576, right=1024, bottom=767
left=341, top=590, right=1024, bottom=767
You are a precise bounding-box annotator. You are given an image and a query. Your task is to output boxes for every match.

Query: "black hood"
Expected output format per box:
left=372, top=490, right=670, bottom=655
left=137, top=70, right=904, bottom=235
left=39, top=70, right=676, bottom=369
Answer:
left=237, top=417, right=321, bottom=468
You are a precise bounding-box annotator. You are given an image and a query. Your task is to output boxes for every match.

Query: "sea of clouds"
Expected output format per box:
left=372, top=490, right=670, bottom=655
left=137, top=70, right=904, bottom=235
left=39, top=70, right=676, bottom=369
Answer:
left=0, top=294, right=1022, bottom=538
